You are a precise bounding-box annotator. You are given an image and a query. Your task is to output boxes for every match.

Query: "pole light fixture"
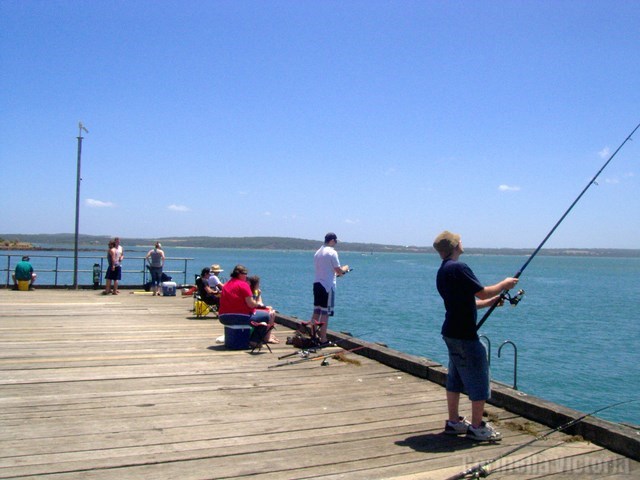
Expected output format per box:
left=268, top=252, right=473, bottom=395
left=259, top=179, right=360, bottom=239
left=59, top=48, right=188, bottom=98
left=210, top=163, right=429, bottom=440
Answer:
left=73, top=122, right=88, bottom=289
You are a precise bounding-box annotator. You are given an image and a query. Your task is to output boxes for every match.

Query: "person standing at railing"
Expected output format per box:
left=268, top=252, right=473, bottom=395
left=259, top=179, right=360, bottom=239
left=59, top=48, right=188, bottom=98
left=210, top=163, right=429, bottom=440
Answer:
left=309, top=232, right=350, bottom=344
left=114, top=237, right=124, bottom=271
left=433, top=230, right=518, bottom=442
left=103, top=240, right=121, bottom=295
left=145, top=242, right=165, bottom=296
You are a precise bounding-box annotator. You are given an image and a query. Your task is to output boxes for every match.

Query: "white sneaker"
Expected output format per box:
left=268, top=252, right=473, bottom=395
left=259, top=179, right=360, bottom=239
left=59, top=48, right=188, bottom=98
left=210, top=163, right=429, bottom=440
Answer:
left=444, top=416, right=471, bottom=435
left=466, top=421, right=502, bottom=441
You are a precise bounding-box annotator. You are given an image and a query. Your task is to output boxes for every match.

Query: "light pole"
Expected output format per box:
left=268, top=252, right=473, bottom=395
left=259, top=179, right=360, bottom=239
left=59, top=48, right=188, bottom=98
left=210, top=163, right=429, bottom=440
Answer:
left=73, top=122, right=88, bottom=289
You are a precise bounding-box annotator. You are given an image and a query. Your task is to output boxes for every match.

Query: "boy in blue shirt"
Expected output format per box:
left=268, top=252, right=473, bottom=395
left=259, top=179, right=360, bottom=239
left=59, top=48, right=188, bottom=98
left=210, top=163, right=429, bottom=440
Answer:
left=433, top=231, right=518, bottom=441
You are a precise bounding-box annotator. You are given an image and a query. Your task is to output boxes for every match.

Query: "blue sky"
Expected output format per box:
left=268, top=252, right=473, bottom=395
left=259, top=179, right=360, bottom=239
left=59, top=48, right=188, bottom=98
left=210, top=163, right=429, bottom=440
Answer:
left=1, top=1, right=638, bottom=248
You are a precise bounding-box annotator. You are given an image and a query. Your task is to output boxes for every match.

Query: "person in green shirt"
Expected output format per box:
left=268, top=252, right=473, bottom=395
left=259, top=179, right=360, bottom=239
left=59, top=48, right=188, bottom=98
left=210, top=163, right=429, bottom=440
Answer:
left=13, top=255, right=36, bottom=290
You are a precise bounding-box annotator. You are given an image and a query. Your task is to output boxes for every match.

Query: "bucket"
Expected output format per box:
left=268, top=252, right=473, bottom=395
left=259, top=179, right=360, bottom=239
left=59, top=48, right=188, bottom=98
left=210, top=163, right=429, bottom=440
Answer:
left=17, top=280, right=30, bottom=291
left=162, top=281, right=177, bottom=296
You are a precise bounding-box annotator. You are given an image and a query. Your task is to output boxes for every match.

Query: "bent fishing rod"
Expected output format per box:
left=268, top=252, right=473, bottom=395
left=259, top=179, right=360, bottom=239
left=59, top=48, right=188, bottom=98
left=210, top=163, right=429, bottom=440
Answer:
left=445, top=398, right=639, bottom=480
left=477, top=121, right=640, bottom=331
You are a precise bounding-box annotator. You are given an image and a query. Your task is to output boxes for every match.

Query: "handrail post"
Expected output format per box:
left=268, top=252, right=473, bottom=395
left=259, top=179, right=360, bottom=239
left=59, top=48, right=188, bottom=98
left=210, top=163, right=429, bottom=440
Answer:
left=497, top=340, right=518, bottom=390
left=183, top=258, right=188, bottom=285
left=5, top=255, right=11, bottom=287
left=479, top=335, right=491, bottom=367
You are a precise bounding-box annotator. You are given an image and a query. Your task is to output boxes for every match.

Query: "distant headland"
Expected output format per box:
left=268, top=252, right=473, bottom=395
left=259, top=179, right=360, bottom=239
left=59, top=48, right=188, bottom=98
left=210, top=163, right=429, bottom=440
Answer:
left=1, top=233, right=639, bottom=258
left=0, top=239, right=36, bottom=250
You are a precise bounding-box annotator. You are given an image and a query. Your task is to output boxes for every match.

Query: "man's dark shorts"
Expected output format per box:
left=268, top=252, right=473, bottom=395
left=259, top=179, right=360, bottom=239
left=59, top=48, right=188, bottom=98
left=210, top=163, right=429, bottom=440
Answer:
left=106, top=266, right=122, bottom=281
left=313, top=282, right=329, bottom=307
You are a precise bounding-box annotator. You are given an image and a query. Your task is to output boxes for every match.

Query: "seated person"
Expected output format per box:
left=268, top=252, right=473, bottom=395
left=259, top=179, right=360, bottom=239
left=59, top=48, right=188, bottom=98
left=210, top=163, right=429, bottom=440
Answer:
left=13, top=255, right=36, bottom=289
left=219, top=265, right=278, bottom=344
left=196, top=267, right=220, bottom=307
left=248, top=275, right=272, bottom=310
left=208, top=264, right=225, bottom=291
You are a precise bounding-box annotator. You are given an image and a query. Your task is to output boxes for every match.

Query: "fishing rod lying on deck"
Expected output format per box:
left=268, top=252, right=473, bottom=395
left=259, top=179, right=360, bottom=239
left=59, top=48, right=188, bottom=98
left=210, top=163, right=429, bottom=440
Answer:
left=477, top=121, right=640, bottom=331
left=445, top=398, right=639, bottom=479
left=268, top=344, right=367, bottom=369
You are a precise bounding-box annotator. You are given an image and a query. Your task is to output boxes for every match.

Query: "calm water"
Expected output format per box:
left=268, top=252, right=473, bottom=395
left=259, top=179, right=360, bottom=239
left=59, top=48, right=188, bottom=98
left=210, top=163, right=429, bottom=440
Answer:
left=4, top=246, right=639, bottom=425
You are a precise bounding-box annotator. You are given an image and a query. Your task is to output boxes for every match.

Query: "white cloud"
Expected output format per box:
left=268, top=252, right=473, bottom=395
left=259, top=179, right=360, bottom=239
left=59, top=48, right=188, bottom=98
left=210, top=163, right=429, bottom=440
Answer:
left=167, top=204, right=190, bottom=212
left=498, top=184, right=521, bottom=192
left=344, top=218, right=360, bottom=224
left=604, top=172, right=635, bottom=184
left=598, top=147, right=610, bottom=159
left=263, top=211, right=272, bottom=216
left=86, top=198, right=115, bottom=208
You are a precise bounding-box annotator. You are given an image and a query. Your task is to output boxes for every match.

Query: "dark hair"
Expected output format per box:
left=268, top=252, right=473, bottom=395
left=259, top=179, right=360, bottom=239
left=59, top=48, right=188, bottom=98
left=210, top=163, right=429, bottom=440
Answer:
left=201, top=267, right=211, bottom=277
left=248, top=275, right=260, bottom=290
left=230, top=264, right=248, bottom=278
left=324, top=232, right=338, bottom=243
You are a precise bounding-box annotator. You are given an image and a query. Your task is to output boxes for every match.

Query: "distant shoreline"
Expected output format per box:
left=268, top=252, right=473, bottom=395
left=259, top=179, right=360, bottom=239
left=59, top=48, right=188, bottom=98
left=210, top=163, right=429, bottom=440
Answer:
left=1, top=234, right=639, bottom=258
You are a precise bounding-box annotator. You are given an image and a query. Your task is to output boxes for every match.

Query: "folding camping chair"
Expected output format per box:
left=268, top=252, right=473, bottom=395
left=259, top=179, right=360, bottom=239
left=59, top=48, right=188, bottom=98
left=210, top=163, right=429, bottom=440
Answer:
left=193, top=275, right=218, bottom=318
left=300, top=320, right=326, bottom=348
left=285, top=320, right=327, bottom=350
left=248, top=320, right=275, bottom=354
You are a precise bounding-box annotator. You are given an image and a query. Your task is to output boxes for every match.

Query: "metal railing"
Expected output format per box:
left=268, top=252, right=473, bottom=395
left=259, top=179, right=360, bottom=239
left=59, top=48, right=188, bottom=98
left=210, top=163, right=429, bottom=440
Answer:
left=479, top=334, right=519, bottom=390
left=498, top=340, right=518, bottom=390
left=1, top=253, right=192, bottom=288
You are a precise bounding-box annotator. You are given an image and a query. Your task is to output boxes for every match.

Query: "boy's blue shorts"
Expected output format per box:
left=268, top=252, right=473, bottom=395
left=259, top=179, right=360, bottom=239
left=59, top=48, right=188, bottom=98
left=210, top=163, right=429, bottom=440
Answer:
left=443, top=336, right=490, bottom=401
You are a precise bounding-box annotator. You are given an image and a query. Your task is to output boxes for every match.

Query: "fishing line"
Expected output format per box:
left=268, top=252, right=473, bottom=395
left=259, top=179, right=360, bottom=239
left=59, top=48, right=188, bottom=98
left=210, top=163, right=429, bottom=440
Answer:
left=445, top=398, right=639, bottom=479
left=477, top=121, right=640, bottom=331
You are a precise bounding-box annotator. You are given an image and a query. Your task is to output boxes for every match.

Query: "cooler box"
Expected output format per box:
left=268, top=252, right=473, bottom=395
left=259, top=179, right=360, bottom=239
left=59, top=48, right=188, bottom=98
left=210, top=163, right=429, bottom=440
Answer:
left=223, top=325, right=251, bottom=350
left=219, top=314, right=252, bottom=350
left=17, top=280, right=30, bottom=291
left=162, top=281, right=177, bottom=296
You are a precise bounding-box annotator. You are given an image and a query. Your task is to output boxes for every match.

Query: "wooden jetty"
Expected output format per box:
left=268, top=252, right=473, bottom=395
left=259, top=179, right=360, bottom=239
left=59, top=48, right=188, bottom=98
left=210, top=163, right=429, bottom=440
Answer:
left=0, top=289, right=638, bottom=479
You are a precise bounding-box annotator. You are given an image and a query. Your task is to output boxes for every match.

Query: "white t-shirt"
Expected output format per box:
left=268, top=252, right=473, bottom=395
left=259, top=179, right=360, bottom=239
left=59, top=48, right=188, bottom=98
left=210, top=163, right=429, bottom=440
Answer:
left=208, top=274, right=223, bottom=289
left=113, top=245, right=124, bottom=267
left=314, top=244, right=340, bottom=292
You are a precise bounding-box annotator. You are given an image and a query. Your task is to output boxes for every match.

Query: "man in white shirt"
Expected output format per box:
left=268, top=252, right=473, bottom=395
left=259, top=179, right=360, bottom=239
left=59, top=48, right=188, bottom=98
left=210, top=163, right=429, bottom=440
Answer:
left=207, top=264, right=225, bottom=292
left=310, top=232, right=349, bottom=343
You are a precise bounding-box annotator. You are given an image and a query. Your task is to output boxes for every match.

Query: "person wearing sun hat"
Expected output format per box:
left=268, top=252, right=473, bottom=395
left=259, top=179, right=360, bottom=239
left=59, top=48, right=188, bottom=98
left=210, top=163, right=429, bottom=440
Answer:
left=207, top=264, right=225, bottom=292
left=433, top=230, right=518, bottom=442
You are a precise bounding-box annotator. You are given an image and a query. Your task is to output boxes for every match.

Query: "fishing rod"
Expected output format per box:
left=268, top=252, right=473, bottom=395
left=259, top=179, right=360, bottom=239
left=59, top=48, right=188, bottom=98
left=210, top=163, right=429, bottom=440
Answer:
left=268, top=344, right=367, bottom=369
left=445, top=398, right=639, bottom=480
left=477, top=121, right=640, bottom=331
left=278, top=326, right=377, bottom=361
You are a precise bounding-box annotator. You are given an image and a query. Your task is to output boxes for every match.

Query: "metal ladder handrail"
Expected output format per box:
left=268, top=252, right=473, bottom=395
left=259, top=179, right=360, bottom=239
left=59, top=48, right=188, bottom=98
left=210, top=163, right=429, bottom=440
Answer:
left=479, top=335, right=491, bottom=367
left=498, top=340, right=518, bottom=390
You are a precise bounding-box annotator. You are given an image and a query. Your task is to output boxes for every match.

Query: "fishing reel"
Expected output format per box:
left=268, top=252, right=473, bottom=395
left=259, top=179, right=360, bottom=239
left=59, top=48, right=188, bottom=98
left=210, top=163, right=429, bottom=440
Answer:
left=503, top=289, right=525, bottom=306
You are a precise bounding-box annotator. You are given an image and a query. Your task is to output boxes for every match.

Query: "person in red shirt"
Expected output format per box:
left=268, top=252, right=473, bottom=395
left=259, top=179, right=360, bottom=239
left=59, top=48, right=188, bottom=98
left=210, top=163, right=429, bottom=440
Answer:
left=219, top=265, right=278, bottom=343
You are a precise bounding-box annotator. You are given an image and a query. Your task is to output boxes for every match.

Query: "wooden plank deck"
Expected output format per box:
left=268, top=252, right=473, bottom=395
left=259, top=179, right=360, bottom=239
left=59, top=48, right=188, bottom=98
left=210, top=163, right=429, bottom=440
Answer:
left=0, top=289, right=637, bottom=479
